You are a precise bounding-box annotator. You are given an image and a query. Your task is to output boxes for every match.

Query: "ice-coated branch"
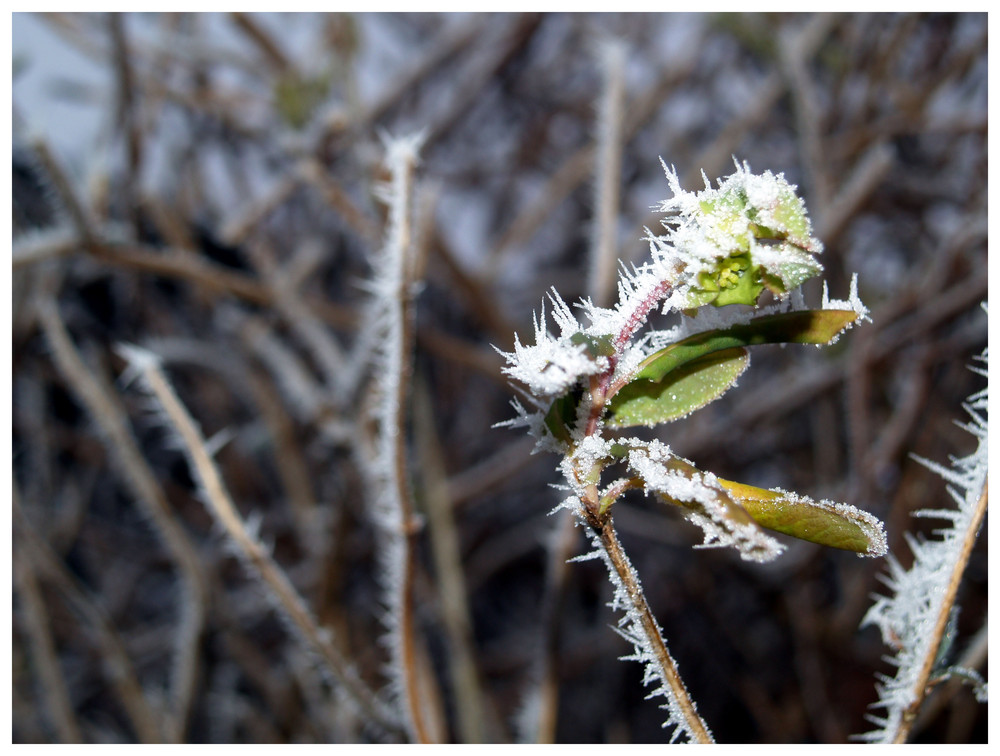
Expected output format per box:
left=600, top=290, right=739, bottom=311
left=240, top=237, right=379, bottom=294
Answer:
left=364, top=132, right=438, bottom=743
left=584, top=511, right=714, bottom=742
left=116, top=344, right=400, bottom=735
left=858, top=337, right=988, bottom=743
left=39, top=299, right=207, bottom=742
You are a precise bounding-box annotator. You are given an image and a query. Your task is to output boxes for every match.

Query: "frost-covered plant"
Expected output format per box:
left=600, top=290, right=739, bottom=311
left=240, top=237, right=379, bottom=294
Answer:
left=499, top=160, right=887, bottom=742
left=858, top=335, right=988, bottom=743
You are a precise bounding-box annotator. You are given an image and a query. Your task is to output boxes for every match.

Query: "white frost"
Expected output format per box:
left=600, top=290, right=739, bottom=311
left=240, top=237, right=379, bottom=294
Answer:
left=857, top=340, right=988, bottom=742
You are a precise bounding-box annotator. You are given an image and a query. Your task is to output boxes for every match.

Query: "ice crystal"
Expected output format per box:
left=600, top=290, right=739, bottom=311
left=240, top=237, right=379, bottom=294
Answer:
left=857, top=340, right=988, bottom=742
left=577, top=520, right=711, bottom=742
left=626, top=440, right=785, bottom=563
left=500, top=291, right=610, bottom=400
left=657, top=158, right=824, bottom=306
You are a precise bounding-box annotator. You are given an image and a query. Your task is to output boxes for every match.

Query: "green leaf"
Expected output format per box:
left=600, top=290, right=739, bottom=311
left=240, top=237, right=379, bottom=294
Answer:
left=543, top=388, right=581, bottom=445
left=632, top=309, right=858, bottom=384
left=607, top=347, right=749, bottom=428
left=716, top=478, right=887, bottom=556
left=649, top=454, right=784, bottom=562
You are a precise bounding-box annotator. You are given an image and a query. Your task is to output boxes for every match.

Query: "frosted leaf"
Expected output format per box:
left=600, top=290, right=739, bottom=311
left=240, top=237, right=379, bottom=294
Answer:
left=655, top=158, right=824, bottom=306
left=625, top=441, right=785, bottom=563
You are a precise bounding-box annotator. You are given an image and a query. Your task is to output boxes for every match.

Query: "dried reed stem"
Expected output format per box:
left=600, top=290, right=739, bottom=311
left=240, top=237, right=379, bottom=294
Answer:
left=38, top=297, right=207, bottom=742
left=119, top=345, right=400, bottom=735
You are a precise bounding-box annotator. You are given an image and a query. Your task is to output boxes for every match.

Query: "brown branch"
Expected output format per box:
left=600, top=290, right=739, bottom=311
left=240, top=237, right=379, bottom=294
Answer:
left=124, top=348, right=401, bottom=735
left=596, top=517, right=714, bottom=744
left=13, top=497, right=165, bottom=743
left=413, top=380, right=492, bottom=743
left=12, top=480, right=83, bottom=743
left=38, top=297, right=209, bottom=742
left=892, top=479, right=989, bottom=744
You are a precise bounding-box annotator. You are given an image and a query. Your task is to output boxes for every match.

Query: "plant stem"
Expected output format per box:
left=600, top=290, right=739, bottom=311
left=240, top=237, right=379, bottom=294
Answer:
left=374, top=134, right=436, bottom=743
left=128, top=348, right=400, bottom=735
left=596, top=517, right=714, bottom=743
left=892, top=479, right=989, bottom=744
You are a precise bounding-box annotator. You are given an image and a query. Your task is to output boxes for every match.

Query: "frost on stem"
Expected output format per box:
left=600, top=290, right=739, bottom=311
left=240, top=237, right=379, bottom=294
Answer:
left=566, top=510, right=712, bottom=743
left=363, top=132, right=435, bottom=742
left=857, top=337, right=988, bottom=743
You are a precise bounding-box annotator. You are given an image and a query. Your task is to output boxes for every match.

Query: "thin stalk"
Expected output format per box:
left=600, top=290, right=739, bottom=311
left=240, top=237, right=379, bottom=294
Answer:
left=589, top=40, right=626, bottom=308
left=526, top=510, right=578, bottom=743
left=38, top=297, right=207, bottom=742
left=414, top=380, right=490, bottom=743
left=892, top=480, right=989, bottom=743
left=596, top=517, right=714, bottom=744
left=369, top=133, right=437, bottom=743
left=120, top=346, right=400, bottom=735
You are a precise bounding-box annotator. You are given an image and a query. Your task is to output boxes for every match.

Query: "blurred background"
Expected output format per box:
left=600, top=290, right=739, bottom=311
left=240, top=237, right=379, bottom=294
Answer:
left=11, top=12, right=987, bottom=743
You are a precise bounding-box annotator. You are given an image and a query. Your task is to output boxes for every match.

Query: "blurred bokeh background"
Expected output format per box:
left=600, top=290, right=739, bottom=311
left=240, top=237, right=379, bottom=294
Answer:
left=11, top=12, right=987, bottom=743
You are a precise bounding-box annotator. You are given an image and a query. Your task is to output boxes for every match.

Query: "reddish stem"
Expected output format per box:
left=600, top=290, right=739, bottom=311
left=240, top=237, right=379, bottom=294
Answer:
left=584, top=278, right=674, bottom=436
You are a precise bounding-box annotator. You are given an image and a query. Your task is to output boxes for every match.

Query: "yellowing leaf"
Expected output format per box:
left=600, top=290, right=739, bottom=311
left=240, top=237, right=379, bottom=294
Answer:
left=716, top=479, right=887, bottom=556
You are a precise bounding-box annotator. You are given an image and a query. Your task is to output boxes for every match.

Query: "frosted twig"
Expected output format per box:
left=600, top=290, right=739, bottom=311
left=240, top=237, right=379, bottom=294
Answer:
left=238, top=314, right=329, bottom=422
left=594, top=516, right=714, bottom=743
left=247, top=237, right=351, bottom=401
left=38, top=297, right=207, bottom=742
left=911, top=618, right=988, bottom=733
left=365, top=132, right=437, bottom=743
left=117, top=344, right=401, bottom=735
left=859, top=339, right=989, bottom=743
